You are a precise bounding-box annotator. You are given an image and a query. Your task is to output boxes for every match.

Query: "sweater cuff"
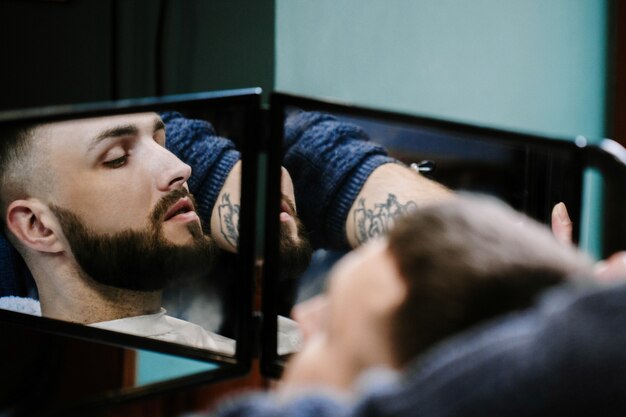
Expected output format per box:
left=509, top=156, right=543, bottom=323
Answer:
left=192, top=148, right=241, bottom=226
left=326, top=155, right=397, bottom=249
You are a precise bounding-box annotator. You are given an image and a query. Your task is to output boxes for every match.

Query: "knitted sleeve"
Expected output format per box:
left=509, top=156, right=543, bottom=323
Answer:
left=161, top=112, right=241, bottom=227
left=283, top=111, right=396, bottom=249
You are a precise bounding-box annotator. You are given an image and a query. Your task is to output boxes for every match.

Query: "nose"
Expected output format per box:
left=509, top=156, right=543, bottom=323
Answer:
left=280, top=167, right=296, bottom=203
left=153, top=143, right=192, bottom=191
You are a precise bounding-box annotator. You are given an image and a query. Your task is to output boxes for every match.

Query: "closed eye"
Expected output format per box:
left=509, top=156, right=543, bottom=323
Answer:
left=154, top=127, right=166, bottom=147
left=103, top=154, right=129, bottom=169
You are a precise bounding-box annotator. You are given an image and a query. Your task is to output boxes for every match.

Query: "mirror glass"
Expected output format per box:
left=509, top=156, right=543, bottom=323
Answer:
left=0, top=318, right=222, bottom=414
left=0, top=108, right=244, bottom=355
left=0, top=91, right=260, bottom=411
left=269, top=96, right=587, bottom=367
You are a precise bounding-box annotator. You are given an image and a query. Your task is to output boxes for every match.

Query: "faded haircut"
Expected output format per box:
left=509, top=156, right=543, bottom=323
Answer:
left=386, top=195, right=593, bottom=366
left=0, top=122, right=39, bottom=233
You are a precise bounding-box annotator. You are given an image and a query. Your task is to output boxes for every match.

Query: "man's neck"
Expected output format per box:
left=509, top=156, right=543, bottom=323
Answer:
left=34, top=262, right=162, bottom=324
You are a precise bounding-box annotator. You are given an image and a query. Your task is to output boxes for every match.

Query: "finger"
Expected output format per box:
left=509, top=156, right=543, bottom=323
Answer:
left=551, top=202, right=573, bottom=245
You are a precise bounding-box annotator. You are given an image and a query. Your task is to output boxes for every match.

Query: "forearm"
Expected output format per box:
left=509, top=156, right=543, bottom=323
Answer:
left=210, top=160, right=242, bottom=253
left=346, top=163, right=453, bottom=247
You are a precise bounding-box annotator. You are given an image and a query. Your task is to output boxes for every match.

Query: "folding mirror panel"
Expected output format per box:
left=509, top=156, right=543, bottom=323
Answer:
left=262, top=92, right=626, bottom=377
left=0, top=89, right=260, bottom=415
left=2, top=88, right=623, bottom=413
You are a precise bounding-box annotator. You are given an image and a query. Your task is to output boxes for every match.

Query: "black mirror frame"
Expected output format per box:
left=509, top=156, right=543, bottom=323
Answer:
left=261, top=91, right=626, bottom=377
left=0, top=88, right=262, bottom=413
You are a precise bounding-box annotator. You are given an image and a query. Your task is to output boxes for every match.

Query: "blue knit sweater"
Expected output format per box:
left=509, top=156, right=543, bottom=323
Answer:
left=284, top=111, right=394, bottom=249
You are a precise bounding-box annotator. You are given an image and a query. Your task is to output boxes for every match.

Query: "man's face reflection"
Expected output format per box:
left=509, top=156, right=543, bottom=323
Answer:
left=279, top=168, right=313, bottom=281
left=51, top=182, right=216, bottom=292
left=35, top=113, right=217, bottom=291
left=279, top=195, right=313, bottom=282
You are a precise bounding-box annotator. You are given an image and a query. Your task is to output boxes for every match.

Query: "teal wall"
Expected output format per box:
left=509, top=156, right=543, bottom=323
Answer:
left=136, top=350, right=218, bottom=386
left=276, top=0, right=608, bottom=139
left=276, top=0, right=609, bottom=257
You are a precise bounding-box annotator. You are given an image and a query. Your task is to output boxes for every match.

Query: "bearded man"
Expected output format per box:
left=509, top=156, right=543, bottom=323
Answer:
left=0, top=113, right=235, bottom=352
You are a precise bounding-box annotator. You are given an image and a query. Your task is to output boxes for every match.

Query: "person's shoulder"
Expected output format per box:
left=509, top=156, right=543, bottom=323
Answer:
left=386, top=281, right=626, bottom=416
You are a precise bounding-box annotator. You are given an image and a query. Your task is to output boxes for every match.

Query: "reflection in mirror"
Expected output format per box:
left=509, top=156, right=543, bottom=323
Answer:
left=273, top=109, right=454, bottom=361
left=0, top=317, right=221, bottom=414
left=135, top=350, right=220, bottom=385
left=273, top=102, right=586, bottom=363
left=0, top=109, right=247, bottom=356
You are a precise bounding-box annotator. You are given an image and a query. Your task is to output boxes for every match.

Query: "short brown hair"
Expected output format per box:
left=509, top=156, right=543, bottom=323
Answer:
left=386, top=196, right=592, bottom=365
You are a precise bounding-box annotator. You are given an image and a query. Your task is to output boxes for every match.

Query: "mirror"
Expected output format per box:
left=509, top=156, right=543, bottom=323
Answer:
left=0, top=319, right=223, bottom=415
left=263, top=92, right=598, bottom=375
left=0, top=90, right=260, bottom=411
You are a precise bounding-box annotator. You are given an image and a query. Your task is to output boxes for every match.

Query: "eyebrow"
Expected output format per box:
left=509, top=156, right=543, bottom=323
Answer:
left=87, top=117, right=165, bottom=152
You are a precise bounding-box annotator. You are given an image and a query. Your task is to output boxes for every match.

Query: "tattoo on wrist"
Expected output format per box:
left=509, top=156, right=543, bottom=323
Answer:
left=218, top=193, right=240, bottom=249
left=353, top=193, right=417, bottom=244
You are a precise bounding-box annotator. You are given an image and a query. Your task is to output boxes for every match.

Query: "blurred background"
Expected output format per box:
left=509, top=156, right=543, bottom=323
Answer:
left=1, top=0, right=622, bottom=143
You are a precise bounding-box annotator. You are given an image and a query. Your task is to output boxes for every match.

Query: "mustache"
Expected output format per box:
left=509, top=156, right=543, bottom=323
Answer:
left=281, top=194, right=297, bottom=216
left=150, top=188, right=198, bottom=225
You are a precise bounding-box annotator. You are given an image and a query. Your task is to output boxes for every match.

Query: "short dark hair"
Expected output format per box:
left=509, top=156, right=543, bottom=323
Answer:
left=386, top=196, right=592, bottom=365
left=0, top=122, right=38, bottom=232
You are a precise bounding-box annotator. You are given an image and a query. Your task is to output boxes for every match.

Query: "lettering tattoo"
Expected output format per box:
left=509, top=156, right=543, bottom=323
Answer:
left=217, top=193, right=240, bottom=250
left=353, top=193, right=418, bottom=244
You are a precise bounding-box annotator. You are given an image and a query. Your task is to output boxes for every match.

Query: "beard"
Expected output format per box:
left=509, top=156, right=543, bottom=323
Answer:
left=275, top=202, right=313, bottom=317
left=278, top=196, right=313, bottom=283
left=50, top=189, right=216, bottom=292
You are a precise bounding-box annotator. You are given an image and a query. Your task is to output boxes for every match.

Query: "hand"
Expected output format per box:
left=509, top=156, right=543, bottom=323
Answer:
left=551, top=202, right=626, bottom=282
left=279, top=295, right=354, bottom=394
left=291, top=295, right=328, bottom=344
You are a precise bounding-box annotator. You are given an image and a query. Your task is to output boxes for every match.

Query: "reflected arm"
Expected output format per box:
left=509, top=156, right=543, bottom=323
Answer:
left=283, top=111, right=452, bottom=250
left=346, top=163, right=452, bottom=247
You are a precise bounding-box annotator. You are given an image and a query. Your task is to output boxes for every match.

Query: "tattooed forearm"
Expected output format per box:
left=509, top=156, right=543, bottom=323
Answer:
left=218, top=193, right=240, bottom=250
left=352, top=193, right=418, bottom=245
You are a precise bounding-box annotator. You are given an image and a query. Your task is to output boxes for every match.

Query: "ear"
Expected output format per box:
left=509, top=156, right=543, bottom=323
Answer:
left=6, top=199, right=65, bottom=254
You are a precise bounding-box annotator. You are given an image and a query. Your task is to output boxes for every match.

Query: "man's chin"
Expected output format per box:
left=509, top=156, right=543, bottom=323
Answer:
left=52, top=203, right=217, bottom=292
left=162, top=218, right=205, bottom=245
left=162, top=228, right=197, bottom=246
left=279, top=218, right=313, bottom=279
left=280, top=216, right=300, bottom=243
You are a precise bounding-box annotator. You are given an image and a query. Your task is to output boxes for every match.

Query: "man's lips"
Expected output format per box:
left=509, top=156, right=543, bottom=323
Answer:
left=280, top=199, right=294, bottom=216
left=164, top=197, right=196, bottom=221
left=280, top=199, right=295, bottom=223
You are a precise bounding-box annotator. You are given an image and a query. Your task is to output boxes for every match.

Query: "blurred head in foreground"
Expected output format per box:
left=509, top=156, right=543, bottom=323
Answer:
left=287, top=195, right=593, bottom=390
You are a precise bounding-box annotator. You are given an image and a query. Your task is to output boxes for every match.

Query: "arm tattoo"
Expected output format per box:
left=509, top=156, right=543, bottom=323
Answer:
left=217, top=193, right=240, bottom=250
left=353, top=193, right=418, bottom=245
